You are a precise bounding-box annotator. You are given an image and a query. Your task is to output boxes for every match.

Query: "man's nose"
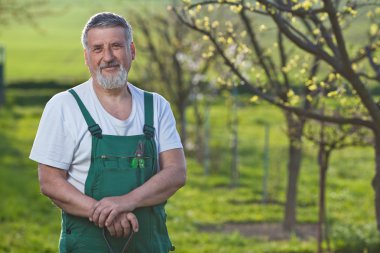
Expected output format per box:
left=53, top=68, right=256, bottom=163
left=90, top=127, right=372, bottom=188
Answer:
left=103, top=46, right=114, bottom=62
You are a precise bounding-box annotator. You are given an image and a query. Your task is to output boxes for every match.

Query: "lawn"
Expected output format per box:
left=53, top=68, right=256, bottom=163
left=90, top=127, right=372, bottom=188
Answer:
left=0, top=1, right=379, bottom=252
left=0, top=87, right=379, bottom=253
left=0, top=0, right=173, bottom=83
left=0, top=0, right=370, bottom=84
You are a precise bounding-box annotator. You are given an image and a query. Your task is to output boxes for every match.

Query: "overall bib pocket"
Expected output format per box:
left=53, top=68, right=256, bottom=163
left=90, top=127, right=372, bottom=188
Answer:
left=95, top=154, right=153, bottom=197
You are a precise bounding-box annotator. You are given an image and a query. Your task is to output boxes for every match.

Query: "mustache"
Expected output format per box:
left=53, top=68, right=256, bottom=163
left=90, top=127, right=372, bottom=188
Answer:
left=100, top=62, right=120, bottom=70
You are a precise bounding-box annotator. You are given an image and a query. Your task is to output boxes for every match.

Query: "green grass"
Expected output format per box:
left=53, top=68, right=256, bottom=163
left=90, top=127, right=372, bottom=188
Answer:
left=0, top=0, right=174, bottom=83
left=1, top=1, right=380, bottom=252
left=1, top=87, right=379, bottom=253
left=0, top=0, right=372, bottom=85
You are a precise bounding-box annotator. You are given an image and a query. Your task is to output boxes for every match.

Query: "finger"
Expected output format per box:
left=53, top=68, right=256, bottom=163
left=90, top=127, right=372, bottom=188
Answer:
left=92, top=207, right=103, bottom=226
left=127, top=213, right=139, bottom=232
left=89, top=202, right=99, bottom=222
left=114, top=220, right=123, bottom=238
left=91, top=205, right=105, bottom=226
left=107, top=224, right=116, bottom=237
left=123, top=224, right=130, bottom=238
left=120, top=215, right=131, bottom=237
left=105, top=209, right=119, bottom=227
left=98, top=208, right=112, bottom=228
left=91, top=208, right=101, bottom=226
left=91, top=199, right=112, bottom=225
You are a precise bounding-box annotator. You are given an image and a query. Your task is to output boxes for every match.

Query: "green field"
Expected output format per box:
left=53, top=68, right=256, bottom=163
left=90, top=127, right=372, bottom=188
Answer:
left=0, top=0, right=371, bottom=84
left=1, top=86, right=379, bottom=252
left=0, top=0, right=174, bottom=83
left=1, top=1, right=380, bottom=252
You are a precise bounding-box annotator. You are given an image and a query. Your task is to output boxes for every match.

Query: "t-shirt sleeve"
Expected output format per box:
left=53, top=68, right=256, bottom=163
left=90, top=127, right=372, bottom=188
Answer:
left=156, top=98, right=183, bottom=153
left=29, top=94, right=76, bottom=170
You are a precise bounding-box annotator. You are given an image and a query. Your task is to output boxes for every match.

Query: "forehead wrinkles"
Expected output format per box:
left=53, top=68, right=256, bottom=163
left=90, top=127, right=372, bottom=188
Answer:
left=87, top=27, right=127, bottom=47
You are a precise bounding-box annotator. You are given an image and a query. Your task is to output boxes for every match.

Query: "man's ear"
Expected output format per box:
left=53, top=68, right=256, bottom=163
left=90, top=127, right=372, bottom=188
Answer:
left=130, top=42, right=136, bottom=60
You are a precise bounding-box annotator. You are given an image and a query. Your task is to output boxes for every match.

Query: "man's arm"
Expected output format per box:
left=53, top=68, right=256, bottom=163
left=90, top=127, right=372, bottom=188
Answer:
left=38, top=163, right=97, bottom=217
left=38, top=164, right=139, bottom=236
left=90, top=148, right=186, bottom=227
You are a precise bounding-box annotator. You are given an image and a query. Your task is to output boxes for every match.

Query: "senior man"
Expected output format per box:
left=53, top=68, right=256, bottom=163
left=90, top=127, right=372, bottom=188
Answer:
left=30, top=12, right=186, bottom=253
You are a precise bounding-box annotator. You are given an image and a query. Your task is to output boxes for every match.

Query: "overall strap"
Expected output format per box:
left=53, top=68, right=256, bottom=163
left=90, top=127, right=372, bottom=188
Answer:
left=68, top=89, right=102, bottom=138
left=143, top=92, right=155, bottom=138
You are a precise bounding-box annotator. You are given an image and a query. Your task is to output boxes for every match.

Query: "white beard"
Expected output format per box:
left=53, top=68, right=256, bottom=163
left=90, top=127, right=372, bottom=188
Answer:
left=96, top=64, right=128, bottom=89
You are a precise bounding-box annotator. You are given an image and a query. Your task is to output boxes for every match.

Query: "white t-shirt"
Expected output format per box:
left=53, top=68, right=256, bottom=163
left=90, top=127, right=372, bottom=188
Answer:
left=30, top=79, right=183, bottom=193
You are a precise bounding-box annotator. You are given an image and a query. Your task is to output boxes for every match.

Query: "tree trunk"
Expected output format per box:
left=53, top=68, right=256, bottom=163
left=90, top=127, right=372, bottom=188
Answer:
left=179, top=102, right=187, bottom=149
left=372, top=131, right=380, bottom=232
left=203, top=105, right=210, bottom=176
left=0, top=86, right=4, bottom=106
left=193, top=99, right=211, bottom=175
left=193, top=99, right=204, bottom=163
left=230, top=88, right=239, bottom=187
left=0, top=57, right=4, bottom=106
left=283, top=113, right=305, bottom=232
left=317, top=148, right=330, bottom=253
left=230, top=114, right=239, bottom=187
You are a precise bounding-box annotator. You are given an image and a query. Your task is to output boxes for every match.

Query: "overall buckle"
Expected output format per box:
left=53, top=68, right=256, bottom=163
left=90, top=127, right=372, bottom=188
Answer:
left=88, top=124, right=102, bottom=138
left=143, top=124, right=155, bottom=138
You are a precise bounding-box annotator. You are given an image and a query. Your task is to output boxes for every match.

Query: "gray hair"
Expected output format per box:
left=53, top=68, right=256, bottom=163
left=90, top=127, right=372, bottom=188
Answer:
left=81, top=12, right=133, bottom=49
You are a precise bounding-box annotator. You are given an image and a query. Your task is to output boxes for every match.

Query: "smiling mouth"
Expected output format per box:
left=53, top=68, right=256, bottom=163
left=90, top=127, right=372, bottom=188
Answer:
left=101, top=65, right=119, bottom=70
left=100, top=66, right=120, bottom=75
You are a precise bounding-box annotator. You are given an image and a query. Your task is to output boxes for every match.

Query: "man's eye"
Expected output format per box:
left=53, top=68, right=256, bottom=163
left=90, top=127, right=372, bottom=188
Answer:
left=93, top=47, right=102, bottom=53
left=112, top=44, right=122, bottom=49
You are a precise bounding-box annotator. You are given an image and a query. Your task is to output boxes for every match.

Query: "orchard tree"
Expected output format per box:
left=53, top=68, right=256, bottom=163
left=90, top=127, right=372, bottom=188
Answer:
left=0, top=0, right=50, bottom=27
left=131, top=9, right=215, bottom=148
left=304, top=109, right=372, bottom=253
left=173, top=0, right=380, bottom=232
left=173, top=0, right=328, bottom=231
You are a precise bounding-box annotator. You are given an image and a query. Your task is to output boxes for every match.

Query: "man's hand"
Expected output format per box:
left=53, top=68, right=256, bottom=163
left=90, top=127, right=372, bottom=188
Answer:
left=90, top=196, right=135, bottom=227
left=106, top=212, right=139, bottom=238
left=90, top=149, right=186, bottom=228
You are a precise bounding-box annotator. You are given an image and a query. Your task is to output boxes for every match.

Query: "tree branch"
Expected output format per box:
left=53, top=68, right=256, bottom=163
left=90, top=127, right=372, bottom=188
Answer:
left=322, top=0, right=351, bottom=70
left=137, top=14, right=176, bottom=99
left=239, top=7, right=279, bottom=93
left=186, top=0, right=268, bottom=15
left=365, top=46, right=380, bottom=78
left=261, top=2, right=341, bottom=71
left=173, top=6, right=375, bottom=130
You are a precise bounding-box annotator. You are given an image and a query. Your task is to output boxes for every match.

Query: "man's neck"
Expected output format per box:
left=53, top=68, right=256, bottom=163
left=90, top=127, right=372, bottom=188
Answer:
left=92, top=80, right=132, bottom=121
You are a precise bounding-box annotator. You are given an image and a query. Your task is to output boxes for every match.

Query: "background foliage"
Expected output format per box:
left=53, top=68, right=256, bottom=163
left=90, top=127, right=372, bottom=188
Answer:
left=0, top=0, right=379, bottom=252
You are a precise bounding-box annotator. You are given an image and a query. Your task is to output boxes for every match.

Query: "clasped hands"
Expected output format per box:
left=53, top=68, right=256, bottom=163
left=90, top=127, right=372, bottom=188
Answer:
left=89, top=196, right=138, bottom=238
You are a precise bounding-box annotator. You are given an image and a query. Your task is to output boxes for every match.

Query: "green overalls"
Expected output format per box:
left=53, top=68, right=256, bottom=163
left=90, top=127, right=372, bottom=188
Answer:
left=59, top=89, right=174, bottom=253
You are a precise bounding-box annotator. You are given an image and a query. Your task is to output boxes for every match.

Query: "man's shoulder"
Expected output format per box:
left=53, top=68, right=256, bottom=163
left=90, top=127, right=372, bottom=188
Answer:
left=70, top=80, right=92, bottom=97
left=45, top=80, right=91, bottom=111
left=47, top=90, right=73, bottom=108
left=128, top=83, right=169, bottom=106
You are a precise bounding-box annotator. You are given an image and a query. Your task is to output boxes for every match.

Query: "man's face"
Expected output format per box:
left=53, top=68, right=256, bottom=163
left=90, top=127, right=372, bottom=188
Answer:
left=84, top=26, right=135, bottom=89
